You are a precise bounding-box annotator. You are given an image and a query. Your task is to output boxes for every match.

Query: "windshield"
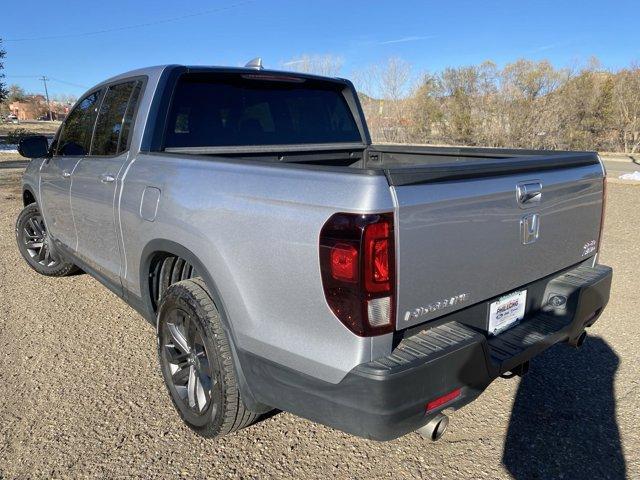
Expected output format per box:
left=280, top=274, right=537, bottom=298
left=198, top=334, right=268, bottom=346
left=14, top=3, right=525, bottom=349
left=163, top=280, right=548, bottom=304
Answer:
left=163, top=73, right=362, bottom=149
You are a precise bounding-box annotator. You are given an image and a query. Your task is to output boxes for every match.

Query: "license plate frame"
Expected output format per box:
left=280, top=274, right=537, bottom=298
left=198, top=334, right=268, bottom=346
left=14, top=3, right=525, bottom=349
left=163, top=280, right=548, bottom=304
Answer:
left=488, top=290, right=527, bottom=336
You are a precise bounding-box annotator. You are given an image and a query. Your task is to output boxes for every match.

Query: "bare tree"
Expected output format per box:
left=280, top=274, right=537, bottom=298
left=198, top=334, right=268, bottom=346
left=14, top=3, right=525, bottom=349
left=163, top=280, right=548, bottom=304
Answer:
left=438, top=65, right=481, bottom=145
left=52, top=93, right=78, bottom=105
left=380, top=57, right=412, bottom=100
left=550, top=61, right=614, bottom=150
left=353, top=58, right=414, bottom=143
left=409, top=73, right=442, bottom=143
left=7, top=84, right=27, bottom=103
left=612, top=65, right=640, bottom=153
left=498, top=59, right=567, bottom=148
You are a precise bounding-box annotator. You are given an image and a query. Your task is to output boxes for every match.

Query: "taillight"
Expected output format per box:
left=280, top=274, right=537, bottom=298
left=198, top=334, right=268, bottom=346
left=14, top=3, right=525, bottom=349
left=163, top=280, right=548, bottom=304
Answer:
left=330, top=244, right=358, bottom=282
left=319, top=212, right=395, bottom=336
left=363, top=221, right=391, bottom=292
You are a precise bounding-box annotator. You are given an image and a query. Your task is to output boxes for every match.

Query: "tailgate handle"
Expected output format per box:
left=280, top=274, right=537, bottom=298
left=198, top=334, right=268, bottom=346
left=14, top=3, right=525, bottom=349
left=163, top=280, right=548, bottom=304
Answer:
left=517, top=182, right=542, bottom=205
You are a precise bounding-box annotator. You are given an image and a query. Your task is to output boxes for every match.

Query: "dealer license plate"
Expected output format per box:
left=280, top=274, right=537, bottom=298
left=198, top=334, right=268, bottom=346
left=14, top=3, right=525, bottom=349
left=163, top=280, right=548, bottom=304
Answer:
left=488, top=290, right=527, bottom=336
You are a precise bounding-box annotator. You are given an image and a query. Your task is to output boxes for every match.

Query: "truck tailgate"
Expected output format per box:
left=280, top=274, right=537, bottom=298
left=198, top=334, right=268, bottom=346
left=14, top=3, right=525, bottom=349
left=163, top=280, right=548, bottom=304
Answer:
left=392, top=162, right=604, bottom=330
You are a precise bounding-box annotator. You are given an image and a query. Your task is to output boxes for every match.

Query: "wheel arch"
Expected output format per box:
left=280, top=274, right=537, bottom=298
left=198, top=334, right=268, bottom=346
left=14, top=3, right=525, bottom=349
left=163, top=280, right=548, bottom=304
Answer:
left=139, top=239, right=228, bottom=326
left=139, top=238, right=270, bottom=414
left=22, top=185, right=37, bottom=206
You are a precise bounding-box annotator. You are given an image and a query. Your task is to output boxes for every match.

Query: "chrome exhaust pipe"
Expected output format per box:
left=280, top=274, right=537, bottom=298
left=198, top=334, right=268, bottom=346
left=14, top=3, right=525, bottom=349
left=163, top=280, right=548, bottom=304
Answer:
left=417, top=414, right=449, bottom=441
left=568, top=330, right=587, bottom=348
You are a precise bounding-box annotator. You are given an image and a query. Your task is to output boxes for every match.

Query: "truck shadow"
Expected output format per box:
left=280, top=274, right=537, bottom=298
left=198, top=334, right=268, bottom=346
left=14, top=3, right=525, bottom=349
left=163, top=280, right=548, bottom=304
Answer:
left=502, top=337, right=625, bottom=479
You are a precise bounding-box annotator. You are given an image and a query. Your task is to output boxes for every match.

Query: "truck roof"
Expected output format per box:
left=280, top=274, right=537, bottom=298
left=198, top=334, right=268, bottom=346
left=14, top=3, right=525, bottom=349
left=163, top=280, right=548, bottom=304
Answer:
left=94, top=64, right=349, bottom=91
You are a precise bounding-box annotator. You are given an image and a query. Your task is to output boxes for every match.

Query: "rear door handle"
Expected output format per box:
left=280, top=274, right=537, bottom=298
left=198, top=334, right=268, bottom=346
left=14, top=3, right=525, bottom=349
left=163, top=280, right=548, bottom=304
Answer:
left=62, top=170, right=71, bottom=178
left=99, top=174, right=115, bottom=184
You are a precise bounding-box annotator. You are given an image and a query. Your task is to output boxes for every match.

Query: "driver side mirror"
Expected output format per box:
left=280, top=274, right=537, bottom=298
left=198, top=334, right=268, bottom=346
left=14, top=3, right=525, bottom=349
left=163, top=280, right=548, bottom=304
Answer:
left=18, top=135, right=50, bottom=158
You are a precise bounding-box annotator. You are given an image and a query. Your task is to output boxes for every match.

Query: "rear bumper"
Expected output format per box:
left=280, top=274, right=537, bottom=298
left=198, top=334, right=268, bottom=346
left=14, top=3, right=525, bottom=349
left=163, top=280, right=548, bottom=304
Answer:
left=241, top=263, right=612, bottom=441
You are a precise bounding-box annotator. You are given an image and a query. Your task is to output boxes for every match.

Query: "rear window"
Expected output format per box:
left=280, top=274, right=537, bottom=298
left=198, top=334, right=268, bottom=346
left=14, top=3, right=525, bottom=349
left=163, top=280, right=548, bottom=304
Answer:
left=91, top=80, right=141, bottom=155
left=164, top=73, right=361, bottom=148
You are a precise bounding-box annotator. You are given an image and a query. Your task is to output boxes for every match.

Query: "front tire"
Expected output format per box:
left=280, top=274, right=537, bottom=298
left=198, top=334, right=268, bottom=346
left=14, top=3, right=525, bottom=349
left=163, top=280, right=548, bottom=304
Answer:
left=15, top=203, right=78, bottom=277
left=157, top=278, right=258, bottom=438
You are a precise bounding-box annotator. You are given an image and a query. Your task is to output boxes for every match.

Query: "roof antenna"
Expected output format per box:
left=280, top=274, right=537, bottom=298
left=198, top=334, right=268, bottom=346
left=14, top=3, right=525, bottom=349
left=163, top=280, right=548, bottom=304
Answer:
left=245, top=57, right=264, bottom=70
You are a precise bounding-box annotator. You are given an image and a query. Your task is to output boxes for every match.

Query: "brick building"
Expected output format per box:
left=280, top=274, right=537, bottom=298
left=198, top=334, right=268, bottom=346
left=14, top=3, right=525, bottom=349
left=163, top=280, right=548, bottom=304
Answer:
left=8, top=95, right=69, bottom=121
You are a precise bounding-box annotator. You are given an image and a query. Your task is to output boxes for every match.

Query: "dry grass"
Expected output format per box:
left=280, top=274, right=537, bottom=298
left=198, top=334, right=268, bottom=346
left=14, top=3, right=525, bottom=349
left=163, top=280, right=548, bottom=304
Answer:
left=0, top=120, right=61, bottom=137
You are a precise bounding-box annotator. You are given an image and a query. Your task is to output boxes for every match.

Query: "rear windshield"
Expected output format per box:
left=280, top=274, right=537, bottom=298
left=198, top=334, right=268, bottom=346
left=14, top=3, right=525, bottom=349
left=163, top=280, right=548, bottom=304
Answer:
left=163, top=73, right=361, bottom=148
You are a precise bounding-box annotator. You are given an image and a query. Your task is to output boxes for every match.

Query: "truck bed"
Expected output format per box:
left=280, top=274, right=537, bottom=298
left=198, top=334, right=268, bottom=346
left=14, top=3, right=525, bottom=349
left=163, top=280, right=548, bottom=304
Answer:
left=167, top=142, right=605, bottom=333
left=165, top=143, right=600, bottom=187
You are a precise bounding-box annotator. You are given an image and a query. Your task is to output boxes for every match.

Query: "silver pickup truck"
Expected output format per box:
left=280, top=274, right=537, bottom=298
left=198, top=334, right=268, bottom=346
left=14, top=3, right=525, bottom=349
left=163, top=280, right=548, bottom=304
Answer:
left=16, top=64, right=612, bottom=442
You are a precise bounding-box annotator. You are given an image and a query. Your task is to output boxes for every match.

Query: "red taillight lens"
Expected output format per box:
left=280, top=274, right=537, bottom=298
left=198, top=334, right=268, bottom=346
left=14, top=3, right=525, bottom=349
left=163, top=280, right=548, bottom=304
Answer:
left=330, top=243, right=358, bottom=282
left=319, top=213, right=395, bottom=336
left=364, top=222, right=391, bottom=292
left=374, top=240, right=389, bottom=281
left=426, top=388, right=461, bottom=413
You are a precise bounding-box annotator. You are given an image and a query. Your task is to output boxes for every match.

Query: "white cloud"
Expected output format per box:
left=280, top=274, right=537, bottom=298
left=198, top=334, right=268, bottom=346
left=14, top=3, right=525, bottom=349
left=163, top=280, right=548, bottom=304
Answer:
left=282, top=59, right=306, bottom=66
left=376, top=35, right=435, bottom=45
left=532, top=43, right=561, bottom=52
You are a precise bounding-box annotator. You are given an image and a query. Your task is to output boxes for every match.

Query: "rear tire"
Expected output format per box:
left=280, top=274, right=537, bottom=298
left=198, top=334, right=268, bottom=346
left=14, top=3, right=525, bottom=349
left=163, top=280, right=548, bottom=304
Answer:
left=157, top=278, right=258, bottom=438
left=15, top=203, right=78, bottom=277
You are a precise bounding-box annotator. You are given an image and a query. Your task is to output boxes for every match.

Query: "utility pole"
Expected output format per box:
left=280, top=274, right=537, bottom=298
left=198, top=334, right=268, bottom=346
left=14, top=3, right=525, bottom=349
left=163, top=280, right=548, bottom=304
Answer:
left=40, top=76, right=52, bottom=121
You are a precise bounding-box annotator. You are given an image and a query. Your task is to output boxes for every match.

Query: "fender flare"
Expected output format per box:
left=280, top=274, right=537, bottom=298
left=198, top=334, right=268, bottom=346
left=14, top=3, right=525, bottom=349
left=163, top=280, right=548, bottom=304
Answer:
left=139, top=238, right=270, bottom=413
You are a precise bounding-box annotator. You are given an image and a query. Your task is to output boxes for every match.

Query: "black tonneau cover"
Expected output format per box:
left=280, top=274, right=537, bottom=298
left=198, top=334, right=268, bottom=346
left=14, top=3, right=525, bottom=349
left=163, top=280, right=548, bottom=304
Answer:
left=366, top=145, right=601, bottom=186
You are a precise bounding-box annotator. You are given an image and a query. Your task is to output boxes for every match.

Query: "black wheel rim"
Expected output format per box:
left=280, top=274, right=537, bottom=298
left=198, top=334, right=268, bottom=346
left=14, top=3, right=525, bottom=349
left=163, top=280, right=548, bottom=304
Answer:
left=22, top=212, right=58, bottom=267
left=161, top=308, right=217, bottom=417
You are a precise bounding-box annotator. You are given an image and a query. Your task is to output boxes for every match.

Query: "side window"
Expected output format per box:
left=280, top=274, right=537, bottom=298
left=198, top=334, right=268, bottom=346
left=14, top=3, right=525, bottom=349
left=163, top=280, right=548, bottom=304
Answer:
left=57, top=91, right=102, bottom=156
left=118, top=82, right=142, bottom=154
left=91, top=80, right=141, bottom=156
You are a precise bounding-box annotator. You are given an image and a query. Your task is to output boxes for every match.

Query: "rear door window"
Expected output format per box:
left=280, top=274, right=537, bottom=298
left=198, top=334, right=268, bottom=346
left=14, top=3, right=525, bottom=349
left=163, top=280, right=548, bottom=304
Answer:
left=164, top=73, right=362, bottom=148
left=57, top=90, right=102, bottom=156
left=91, top=80, right=142, bottom=155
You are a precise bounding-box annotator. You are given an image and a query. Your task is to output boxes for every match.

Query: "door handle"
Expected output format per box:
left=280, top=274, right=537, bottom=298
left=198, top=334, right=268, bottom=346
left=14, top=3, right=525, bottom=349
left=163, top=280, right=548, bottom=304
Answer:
left=62, top=170, right=72, bottom=178
left=99, top=174, right=116, bottom=184
left=516, top=182, right=542, bottom=205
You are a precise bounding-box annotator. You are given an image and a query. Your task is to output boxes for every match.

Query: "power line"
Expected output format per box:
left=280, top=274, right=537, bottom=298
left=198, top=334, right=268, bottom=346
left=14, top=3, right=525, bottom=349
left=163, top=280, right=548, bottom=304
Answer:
left=47, top=77, right=89, bottom=89
left=4, top=1, right=253, bottom=42
left=4, top=75, right=88, bottom=89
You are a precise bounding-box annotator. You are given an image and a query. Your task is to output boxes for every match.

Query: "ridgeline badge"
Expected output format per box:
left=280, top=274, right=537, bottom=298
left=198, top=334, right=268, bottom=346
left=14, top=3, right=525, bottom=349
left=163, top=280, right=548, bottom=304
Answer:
left=404, top=293, right=470, bottom=323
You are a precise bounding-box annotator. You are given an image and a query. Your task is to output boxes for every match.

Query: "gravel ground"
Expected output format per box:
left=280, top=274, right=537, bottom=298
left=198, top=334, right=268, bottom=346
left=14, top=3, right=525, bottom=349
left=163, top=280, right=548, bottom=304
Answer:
left=0, top=161, right=638, bottom=479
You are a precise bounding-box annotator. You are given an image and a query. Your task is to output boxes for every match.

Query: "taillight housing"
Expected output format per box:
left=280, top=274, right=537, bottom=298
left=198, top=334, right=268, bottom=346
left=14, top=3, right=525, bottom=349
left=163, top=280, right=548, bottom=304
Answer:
left=319, top=212, right=395, bottom=336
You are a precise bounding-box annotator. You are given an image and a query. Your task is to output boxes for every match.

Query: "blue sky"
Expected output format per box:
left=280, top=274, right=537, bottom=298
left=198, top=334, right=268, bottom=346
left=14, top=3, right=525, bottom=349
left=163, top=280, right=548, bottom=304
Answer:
left=3, top=0, right=639, bottom=97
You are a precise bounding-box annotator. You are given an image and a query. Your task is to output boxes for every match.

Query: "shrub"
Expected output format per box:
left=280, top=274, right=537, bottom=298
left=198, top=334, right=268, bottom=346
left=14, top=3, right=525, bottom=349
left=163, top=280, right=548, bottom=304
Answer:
left=3, top=127, right=31, bottom=145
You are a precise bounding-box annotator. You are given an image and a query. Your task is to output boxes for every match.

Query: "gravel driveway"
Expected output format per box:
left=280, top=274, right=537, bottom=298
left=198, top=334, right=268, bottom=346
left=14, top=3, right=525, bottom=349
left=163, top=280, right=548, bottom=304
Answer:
left=0, top=161, right=638, bottom=479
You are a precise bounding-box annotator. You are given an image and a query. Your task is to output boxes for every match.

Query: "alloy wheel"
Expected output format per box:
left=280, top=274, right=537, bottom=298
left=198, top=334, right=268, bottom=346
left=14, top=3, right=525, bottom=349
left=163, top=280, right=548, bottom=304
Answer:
left=22, top=212, right=58, bottom=267
left=161, top=308, right=217, bottom=416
